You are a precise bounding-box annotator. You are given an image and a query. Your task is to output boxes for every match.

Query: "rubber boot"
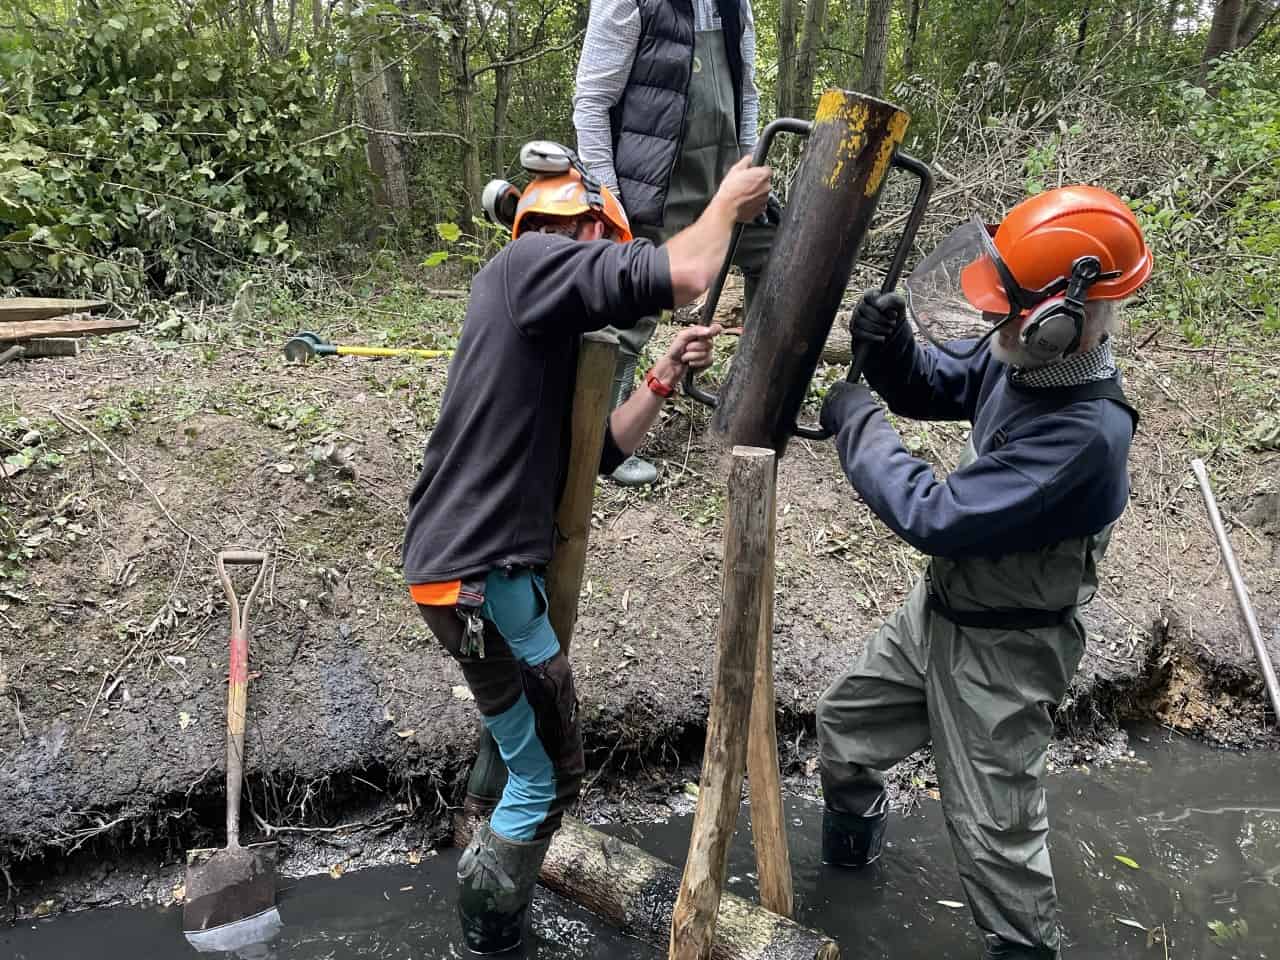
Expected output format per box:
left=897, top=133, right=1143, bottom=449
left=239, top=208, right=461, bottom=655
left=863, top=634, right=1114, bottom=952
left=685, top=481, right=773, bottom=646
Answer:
left=981, top=936, right=1058, bottom=959
left=821, top=793, right=888, bottom=867
left=463, top=729, right=508, bottom=823
left=609, top=354, right=658, bottom=487
left=457, top=822, right=552, bottom=955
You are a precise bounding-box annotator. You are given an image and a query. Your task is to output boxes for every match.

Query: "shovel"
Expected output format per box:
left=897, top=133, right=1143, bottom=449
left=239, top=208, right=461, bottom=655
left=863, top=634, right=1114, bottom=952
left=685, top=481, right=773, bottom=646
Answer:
left=283, top=330, right=451, bottom=363
left=183, top=549, right=283, bottom=953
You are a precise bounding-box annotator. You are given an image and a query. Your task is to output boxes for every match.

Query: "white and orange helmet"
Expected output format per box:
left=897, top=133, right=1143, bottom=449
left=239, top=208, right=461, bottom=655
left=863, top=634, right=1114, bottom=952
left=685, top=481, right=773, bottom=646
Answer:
left=482, top=141, right=632, bottom=243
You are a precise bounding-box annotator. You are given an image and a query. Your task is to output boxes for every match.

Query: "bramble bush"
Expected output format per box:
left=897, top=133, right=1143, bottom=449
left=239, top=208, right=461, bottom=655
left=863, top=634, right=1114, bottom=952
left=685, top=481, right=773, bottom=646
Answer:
left=0, top=0, right=355, bottom=298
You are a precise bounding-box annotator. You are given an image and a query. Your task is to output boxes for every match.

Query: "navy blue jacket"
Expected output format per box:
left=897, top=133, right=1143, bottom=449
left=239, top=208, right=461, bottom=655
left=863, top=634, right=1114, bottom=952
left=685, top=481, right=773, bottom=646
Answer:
left=821, top=324, right=1136, bottom=559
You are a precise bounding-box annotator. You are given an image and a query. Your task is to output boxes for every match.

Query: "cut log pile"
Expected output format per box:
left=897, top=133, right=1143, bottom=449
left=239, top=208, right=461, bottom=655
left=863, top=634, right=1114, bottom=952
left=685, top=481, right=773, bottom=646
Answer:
left=0, top=297, right=133, bottom=362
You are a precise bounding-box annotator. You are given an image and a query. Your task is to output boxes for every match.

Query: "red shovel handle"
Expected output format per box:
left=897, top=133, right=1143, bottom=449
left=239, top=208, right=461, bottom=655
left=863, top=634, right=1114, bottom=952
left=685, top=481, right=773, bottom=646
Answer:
left=215, top=549, right=268, bottom=845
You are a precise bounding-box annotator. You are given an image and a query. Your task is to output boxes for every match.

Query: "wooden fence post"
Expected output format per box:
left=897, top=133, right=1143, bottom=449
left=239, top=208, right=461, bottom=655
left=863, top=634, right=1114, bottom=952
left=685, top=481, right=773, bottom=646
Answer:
left=670, top=446, right=777, bottom=960
left=746, top=465, right=793, bottom=917
left=546, top=331, right=620, bottom=653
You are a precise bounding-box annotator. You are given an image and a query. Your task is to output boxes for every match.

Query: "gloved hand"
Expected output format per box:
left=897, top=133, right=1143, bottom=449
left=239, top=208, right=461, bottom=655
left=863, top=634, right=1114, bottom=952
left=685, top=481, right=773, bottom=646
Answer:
left=819, top=380, right=878, bottom=436
left=753, top=191, right=784, bottom=227
left=849, top=290, right=906, bottom=345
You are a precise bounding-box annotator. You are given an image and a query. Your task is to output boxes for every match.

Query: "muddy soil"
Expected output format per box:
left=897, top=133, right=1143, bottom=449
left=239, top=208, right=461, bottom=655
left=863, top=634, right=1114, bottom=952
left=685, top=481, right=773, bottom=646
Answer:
left=1, top=285, right=1277, bottom=912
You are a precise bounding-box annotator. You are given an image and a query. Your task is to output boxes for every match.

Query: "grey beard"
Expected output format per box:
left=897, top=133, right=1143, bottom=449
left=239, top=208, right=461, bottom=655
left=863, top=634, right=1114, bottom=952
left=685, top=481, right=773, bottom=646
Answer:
left=990, top=335, right=1057, bottom=370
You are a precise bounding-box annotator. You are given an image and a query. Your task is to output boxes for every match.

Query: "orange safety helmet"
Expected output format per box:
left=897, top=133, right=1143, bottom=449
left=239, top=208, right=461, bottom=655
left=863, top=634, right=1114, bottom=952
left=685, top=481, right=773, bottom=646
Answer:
left=960, top=185, right=1152, bottom=315
left=512, top=168, right=633, bottom=243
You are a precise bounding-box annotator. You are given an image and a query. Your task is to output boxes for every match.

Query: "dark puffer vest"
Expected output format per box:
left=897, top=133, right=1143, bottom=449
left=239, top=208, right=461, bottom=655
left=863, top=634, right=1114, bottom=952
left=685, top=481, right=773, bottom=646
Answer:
left=609, top=0, right=744, bottom=228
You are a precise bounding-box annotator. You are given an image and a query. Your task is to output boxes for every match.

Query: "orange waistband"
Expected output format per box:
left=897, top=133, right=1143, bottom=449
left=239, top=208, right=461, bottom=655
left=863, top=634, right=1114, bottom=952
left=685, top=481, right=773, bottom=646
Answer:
left=409, top=580, right=462, bottom=606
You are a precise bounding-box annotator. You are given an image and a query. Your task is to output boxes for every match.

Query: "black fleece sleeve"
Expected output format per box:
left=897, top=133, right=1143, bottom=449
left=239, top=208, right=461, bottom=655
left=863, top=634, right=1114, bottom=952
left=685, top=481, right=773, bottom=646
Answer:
left=504, top=233, right=674, bottom=339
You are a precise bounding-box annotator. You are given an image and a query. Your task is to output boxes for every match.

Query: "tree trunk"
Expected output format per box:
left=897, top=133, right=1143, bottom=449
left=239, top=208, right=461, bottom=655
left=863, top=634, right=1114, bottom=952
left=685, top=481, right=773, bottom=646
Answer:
left=1103, top=5, right=1125, bottom=49
left=491, top=0, right=519, bottom=175
left=447, top=0, right=482, bottom=223
left=1073, top=6, right=1089, bottom=64
left=902, top=0, right=923, bottom=76
left=860, top=0, right=892, bottom=96
left=1200, top=0, right=1243, bottom=77
left=456, top=817, right=840, bottom=960
left=263, top=0, right=285, bottom=56
left=312, top=0, right=323, bottom=36
left=353, top=47, right=412, bottom=213
left=1238, top=0, right=1279, bottom=47
left=994, top=0, right=1020, bottom=61
left=795, top=0, right=830, bottom=118
left=414, top=40, right=443, bottom=127
left=776, top=0, right=800, bottom=117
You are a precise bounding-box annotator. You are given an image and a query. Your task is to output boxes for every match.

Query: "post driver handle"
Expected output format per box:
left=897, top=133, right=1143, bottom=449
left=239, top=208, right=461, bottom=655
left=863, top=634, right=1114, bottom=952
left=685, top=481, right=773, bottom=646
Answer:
left=683, top=118, right=814, bottom=409
left=792, top=150, right=935, bottom=441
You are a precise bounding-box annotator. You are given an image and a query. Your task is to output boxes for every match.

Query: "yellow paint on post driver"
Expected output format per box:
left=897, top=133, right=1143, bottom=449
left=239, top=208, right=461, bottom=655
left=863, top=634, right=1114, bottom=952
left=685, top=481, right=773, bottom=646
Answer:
left=813, top=89, right=911, bottom=193
left=863, top=110, right=911, bottom=198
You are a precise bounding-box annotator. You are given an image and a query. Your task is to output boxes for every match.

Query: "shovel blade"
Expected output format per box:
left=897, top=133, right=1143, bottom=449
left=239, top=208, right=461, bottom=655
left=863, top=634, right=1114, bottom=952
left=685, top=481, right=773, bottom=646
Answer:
left=183, top=842, right=281, bottom=951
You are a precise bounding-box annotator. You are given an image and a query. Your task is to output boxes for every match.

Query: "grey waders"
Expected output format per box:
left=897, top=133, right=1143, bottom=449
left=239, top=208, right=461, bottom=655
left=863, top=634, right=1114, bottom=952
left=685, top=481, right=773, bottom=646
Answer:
left=816, top=441, right=1110, bottom=957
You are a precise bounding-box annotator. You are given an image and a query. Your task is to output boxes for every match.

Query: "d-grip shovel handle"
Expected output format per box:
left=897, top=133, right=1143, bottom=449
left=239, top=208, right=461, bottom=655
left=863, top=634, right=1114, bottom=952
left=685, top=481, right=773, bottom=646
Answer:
left=792, top=151, right=935, bottom=442
left=683, top=117, right=814, bottom=408
left=215, top=549, right=268, bottom=846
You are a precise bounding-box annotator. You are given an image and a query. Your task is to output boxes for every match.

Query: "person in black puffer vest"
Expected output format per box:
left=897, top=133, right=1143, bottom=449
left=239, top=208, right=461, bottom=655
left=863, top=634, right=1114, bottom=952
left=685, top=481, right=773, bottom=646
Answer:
left=572, top=0, right=776, bottom=487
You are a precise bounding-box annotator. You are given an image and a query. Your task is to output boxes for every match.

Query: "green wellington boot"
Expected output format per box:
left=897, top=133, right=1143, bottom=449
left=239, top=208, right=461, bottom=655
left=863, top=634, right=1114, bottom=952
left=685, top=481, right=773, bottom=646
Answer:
left=609, top=354, right=658, bottom=487
left=456, top=822, right=552, bottom=955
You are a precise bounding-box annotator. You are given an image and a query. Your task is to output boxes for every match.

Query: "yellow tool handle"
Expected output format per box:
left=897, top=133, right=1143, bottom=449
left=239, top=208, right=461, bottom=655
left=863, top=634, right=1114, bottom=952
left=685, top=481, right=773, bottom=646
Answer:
left=335, top=345, right=450, bottom=359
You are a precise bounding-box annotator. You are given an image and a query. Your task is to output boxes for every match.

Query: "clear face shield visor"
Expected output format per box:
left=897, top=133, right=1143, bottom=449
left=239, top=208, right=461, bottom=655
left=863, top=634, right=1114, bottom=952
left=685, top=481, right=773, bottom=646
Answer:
left=902, top=216, right=1021, bottom=359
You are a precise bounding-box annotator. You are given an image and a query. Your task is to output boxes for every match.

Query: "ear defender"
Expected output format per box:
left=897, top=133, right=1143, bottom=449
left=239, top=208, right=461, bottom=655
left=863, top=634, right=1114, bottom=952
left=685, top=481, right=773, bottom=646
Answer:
left=1018, top=255, right=1115, bottom=361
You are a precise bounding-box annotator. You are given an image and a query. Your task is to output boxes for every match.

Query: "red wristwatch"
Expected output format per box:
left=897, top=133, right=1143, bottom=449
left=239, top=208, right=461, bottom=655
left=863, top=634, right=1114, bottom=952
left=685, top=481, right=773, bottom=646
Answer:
left=645, top=368, right=675, bottom=398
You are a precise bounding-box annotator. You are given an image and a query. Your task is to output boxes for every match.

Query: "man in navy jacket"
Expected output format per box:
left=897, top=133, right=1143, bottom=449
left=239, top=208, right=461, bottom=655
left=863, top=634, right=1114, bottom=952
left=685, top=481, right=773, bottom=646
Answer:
left=815, top=186, right=1152, bottom=960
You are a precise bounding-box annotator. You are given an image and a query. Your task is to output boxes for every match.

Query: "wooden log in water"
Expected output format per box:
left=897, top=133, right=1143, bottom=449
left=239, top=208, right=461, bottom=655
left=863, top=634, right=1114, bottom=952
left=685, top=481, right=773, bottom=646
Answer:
left=457, top=815, right=838, bottom=960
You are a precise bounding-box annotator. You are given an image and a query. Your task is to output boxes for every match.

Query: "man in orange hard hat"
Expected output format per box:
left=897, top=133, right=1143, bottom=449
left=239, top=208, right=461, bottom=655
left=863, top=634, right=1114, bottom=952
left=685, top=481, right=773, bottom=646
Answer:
left=815, top=186, right=1152, bottom=959
left=401, top=141, right=770, bottom=955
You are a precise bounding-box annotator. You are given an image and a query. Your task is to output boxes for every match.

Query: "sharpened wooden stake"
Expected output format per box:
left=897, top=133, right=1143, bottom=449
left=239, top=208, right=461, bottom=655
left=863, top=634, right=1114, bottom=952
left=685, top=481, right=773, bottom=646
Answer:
left=671, top=446, right=777, bottom=960
left=546, top=331, right=620, bottom=654
left=746, top=462, right=793, bottom=918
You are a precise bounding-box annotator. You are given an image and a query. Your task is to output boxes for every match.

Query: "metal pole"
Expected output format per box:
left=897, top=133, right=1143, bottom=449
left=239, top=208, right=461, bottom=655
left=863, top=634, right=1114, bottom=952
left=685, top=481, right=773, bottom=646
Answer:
left=1190, top=458, right=1280, bottom=721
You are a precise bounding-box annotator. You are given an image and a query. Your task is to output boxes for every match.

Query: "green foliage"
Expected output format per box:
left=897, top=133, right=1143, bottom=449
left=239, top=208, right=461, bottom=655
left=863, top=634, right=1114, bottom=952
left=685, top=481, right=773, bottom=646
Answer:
left=1136, top=54, right=1280, bottom=345
left=1208, top=917, right=1249, bottom=946
left=422, top=220, right=507, bottom=271
left=0, top=0, right=354, bottom=296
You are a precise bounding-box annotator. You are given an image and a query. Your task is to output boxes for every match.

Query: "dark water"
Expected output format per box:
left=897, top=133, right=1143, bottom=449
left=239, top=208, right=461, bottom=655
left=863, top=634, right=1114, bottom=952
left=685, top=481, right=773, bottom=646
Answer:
left=4, top=726, right=1277, bottom=959
left=0, top=854, right=655, bottom=960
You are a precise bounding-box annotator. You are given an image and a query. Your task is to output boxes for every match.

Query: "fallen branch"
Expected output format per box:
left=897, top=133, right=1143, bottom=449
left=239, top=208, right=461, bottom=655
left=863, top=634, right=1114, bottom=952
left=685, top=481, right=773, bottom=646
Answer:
left=47, top=408, right=214, bottom=555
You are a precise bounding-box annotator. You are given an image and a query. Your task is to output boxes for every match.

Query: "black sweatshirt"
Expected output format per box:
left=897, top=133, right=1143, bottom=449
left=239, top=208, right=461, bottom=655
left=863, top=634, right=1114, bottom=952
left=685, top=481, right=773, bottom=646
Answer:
left=402, top=232, right=674, bottom=584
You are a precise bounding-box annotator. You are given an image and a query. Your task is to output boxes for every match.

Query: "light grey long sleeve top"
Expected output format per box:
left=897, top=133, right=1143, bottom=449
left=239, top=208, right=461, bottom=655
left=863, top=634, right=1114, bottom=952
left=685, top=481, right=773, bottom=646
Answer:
left=571, top=0, right=759, bottom=194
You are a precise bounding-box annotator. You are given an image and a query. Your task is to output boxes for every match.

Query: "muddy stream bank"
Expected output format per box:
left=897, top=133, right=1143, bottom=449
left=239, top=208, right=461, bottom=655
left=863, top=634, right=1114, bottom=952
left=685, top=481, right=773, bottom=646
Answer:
left=5, top=724, right=1278, bottom=959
